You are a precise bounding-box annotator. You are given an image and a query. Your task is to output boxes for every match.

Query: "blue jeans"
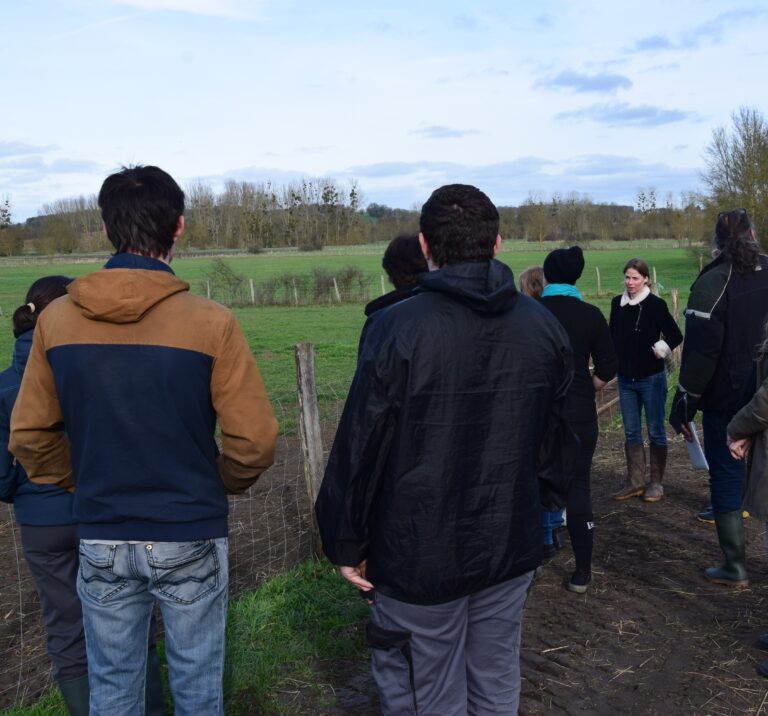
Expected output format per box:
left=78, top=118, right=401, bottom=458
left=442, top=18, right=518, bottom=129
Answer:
left=77, top=538, right=228, bottom=716
left=618, top=371, right=668, bottom=446
left=542, top=509, right=564, bottom=545
left=702, top=412, right=746, bottom=514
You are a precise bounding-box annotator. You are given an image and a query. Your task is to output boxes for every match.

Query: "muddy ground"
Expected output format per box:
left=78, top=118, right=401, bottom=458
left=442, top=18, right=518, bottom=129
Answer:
left=297, top=426, right=768, bottom=716
left=0, top=432, right=314, bottom=709
left=5, top=424, right=768, bottom=714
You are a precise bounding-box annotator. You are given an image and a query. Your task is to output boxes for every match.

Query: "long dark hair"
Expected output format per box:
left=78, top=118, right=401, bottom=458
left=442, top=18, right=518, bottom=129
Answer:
left=714, top=209, right=758, bottom=275
left=12, top=275, right=73, bottom=337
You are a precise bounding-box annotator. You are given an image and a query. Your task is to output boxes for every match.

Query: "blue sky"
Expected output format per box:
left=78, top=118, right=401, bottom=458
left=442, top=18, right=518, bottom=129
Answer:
left=2, top=0, right=767, bottom=220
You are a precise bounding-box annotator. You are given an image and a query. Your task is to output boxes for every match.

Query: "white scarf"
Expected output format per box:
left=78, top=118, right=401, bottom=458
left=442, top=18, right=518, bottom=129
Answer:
left=620, top=285, right=650, bottom=307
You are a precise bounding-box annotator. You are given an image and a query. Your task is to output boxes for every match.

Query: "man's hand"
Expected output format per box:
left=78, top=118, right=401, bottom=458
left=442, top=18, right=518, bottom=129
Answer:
left=670, top=389, right=699, bottom=437
left=339, top=561, right=374, bottom=598
left=727, top=435, right=752, bottom=460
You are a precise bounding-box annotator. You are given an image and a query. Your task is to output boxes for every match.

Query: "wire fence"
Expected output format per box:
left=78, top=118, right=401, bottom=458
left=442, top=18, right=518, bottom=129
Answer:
left=0, top=361, right=624, bottom=710
left=0, top=385, right=348, bottom=710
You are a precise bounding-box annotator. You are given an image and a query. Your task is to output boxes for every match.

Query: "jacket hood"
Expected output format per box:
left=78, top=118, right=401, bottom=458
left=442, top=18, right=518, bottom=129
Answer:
left=417, top=259, right=518, bottom=313
left=12, top=330, right=33, bottom=375
left=68, top=267, right=190, bottom=324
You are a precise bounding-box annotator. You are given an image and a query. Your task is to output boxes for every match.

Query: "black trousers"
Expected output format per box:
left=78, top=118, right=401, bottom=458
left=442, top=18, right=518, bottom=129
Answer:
left=20, top=524, right=88, bottom=682
left=565, top=419, right=599, bottom=574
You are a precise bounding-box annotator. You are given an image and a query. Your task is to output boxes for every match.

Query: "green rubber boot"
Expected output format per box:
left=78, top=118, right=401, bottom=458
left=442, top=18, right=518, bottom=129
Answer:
left=704, top=510, right=749, bottom=587
left=58, top=675, right=89, bottom=716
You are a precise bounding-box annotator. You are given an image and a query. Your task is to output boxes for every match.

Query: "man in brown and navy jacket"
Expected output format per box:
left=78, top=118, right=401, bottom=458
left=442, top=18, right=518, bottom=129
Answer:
left=10, top=165, right=278, bottom=715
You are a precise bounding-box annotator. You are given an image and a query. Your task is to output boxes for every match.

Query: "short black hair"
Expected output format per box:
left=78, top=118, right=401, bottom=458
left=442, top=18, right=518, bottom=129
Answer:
left=419, top=184, right=499, bottom=267
left=98, top=165, right=185, bottom=257
left=382, top=234, right=428, bottom=289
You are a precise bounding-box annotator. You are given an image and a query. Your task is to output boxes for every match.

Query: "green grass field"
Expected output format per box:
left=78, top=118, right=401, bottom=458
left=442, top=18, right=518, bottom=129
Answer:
left=0, top=242, right=703, bottom=714
left=0, top=243, right=704, bottom=404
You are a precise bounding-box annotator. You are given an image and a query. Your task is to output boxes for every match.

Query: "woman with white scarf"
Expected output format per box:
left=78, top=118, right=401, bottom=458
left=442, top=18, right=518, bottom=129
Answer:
left=610, top=258, right=682, bottom=502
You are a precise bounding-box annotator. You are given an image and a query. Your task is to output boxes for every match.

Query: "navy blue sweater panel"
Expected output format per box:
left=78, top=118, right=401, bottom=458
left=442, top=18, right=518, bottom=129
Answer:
left=47, top=343, right=227, bottom=540
left=0, top=332, right=76, bottom=525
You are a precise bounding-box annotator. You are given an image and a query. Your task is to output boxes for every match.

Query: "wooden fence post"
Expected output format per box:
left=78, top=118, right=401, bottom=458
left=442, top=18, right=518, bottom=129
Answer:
left=332, top=277, right=342, bottom=303
left=295, top=343, right=324, bottom=559
left=380, top=275, right=386, bottom=296
left=652, top=266, right=658, bottom=295
left=206, top=281, right=211, bottom=300
left=670, top=287, right=682, bottom=368
left=699, top=254, right=704, bottom=272
left=292, top=279, right=299, bottom=306
left=595, top=267, right=601, bottom=296
left=249, top=278, right=255, bottom=305
left=671, top=288, right=679, bottom=323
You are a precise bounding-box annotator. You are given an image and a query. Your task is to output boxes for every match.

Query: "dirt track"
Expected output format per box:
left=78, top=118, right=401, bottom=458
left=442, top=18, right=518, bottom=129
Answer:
left=313, top=426, right=768, bottom=715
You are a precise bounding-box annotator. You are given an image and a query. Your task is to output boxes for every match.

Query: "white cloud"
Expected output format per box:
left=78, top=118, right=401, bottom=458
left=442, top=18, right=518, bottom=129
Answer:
left=103, top=0, right=264, bottom=19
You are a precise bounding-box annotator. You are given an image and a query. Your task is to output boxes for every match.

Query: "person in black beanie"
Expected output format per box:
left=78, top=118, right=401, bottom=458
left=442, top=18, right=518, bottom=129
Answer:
left=540, top=246, right=617, bottom=593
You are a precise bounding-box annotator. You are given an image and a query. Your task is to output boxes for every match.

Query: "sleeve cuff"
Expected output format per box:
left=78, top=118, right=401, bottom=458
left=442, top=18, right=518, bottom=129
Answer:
left=653, top=340, right=671, bottom=359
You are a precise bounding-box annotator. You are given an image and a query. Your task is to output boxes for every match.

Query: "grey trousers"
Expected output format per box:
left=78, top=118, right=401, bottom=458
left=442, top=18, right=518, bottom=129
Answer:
left=21, top=524, right=88, bottom=682
left=368, top=571, right=534, bottom=716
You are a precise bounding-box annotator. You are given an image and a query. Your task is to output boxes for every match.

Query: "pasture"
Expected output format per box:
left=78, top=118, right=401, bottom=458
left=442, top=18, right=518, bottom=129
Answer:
left=0, top=242, right=703, bottom=402
left=1, top=242, right=715, bottom=714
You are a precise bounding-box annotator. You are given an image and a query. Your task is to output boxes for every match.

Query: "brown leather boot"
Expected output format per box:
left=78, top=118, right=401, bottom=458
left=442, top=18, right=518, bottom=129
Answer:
left=613, top=443, right=646, bottom=500
left=643, top=444, right=667, bottom=502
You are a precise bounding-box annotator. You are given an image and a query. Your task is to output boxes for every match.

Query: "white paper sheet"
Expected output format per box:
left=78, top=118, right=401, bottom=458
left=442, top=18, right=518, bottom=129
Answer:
left=685, top=421, right=709, bottom=470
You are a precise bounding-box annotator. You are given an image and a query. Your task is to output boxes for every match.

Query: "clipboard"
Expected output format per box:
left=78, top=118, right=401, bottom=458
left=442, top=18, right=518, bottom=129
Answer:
left=686, top=421, right=709, bottom=471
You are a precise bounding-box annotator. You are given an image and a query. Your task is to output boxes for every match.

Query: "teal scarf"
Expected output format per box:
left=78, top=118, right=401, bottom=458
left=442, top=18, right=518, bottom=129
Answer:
left=541, top=283, right=583, bottom=300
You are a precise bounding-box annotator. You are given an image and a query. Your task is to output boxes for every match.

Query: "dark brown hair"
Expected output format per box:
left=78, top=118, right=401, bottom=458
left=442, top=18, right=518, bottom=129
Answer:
left=98, top=165, right=184, bottom=257
left=714, top=208, right=758, bottom=275
left=12, top=275, right=73, bottom=337
left=382, top=234, right=428, bottom=289
left=623, top=257, right=650, bottom=281
left=419, top=184, right=499, bottom=267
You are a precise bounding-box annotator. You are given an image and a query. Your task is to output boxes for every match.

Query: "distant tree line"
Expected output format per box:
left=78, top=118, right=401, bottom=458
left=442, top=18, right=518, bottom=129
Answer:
left=0, top=184, right=711, bottom=256
left=1, top=106, right=766, bottom=256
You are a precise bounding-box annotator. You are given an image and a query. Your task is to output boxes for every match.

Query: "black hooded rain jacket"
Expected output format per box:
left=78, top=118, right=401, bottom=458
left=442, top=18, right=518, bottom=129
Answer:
left=316, top=259, right=573, bottom=604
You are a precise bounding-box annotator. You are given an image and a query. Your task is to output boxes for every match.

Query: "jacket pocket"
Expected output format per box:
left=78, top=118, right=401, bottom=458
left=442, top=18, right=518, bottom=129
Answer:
left=78, top=543, right=128, bottom=603
left=366, top=621, right=418, bottom=713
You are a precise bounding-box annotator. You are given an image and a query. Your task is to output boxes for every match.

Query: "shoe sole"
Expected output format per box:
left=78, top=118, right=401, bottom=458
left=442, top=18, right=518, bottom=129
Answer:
left=704, top=575, right=749, bottom=588
left=642, top=496, right=663, bottom=502
left=695, top=512, right=748, bottom=523
left=567, top=582, right=590, bottom=594
left=612, top=491, right=644, bottom=501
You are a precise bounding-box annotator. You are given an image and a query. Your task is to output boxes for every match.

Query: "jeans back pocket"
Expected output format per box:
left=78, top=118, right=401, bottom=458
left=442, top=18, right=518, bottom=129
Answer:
left=146, top=540, right=221, bottom=605
left=78, top=543, right=128, bottom=603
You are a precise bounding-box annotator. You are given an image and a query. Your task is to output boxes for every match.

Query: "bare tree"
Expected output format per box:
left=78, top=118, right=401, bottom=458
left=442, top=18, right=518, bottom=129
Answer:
left=703, top=106, right=768, bottom=242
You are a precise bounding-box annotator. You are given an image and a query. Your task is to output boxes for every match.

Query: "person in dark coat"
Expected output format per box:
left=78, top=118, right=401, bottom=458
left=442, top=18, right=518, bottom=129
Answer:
left=671, top=208, right=768, bottom=587
left=358, top=234, right=427, bottom=354
left=609, top=257, right=682, bottom=502
left=316, top=184, right=573, bottom=715
left=540, top=246, right=618, bottom=592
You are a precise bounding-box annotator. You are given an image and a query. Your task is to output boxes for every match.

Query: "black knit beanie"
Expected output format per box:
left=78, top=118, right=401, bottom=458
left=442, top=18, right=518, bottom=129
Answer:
left=543, top=246, right=584, bottom=285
